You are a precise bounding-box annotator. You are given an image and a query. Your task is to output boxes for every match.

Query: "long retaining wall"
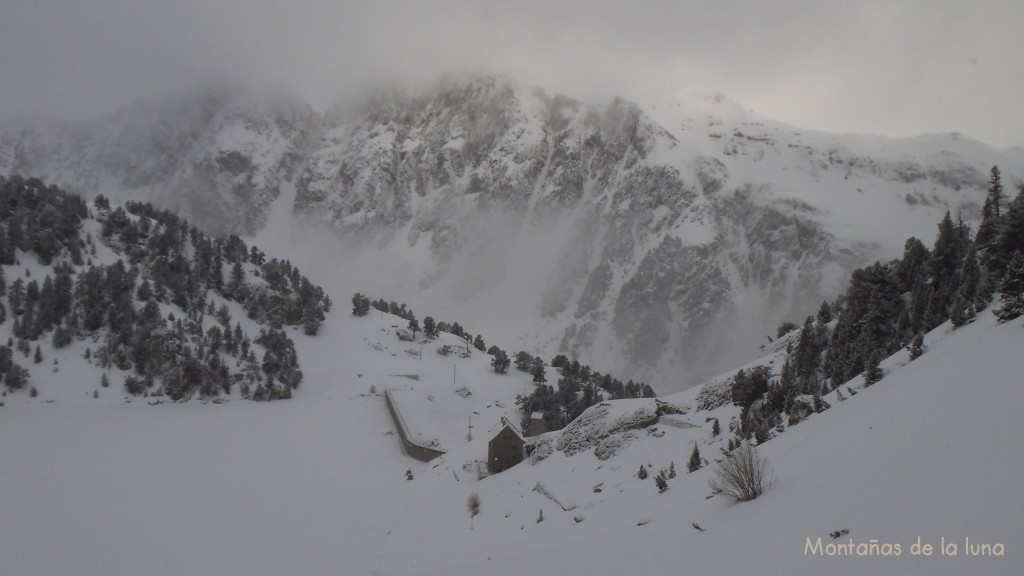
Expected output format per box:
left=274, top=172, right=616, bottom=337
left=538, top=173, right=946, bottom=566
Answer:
left=384, top=389, right=445, bottom=462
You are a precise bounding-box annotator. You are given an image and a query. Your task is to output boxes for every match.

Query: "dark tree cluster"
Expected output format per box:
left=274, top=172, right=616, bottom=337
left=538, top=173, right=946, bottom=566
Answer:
left=351, top=293, right=371, bottom=316
left=246, top=258, right=331, bottom=336
left=0, top=344, right=30, bottom=390
left=729, top=364, right=789, bottom=443
left=0, top=175, right=328, bottom=400
left=515, top=352, right=655, bottom=432
left=825, top=167, right=1024, bottom=383
left=0, top=176, right=88, bottom=268
left=488, top=347, right=511, bottom=374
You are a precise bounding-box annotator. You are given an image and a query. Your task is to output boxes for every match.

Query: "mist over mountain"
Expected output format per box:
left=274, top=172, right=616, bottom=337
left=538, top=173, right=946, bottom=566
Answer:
left=0, top=84, right=319, bottom=235
left=2, top=73, right=1022, bottom=391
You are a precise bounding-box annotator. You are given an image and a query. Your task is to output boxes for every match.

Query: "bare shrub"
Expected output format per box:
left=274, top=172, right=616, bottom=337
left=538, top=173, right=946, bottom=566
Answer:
left=708, top=442, right=772, bottom=502
left=467, top=493, right=481, bottom=529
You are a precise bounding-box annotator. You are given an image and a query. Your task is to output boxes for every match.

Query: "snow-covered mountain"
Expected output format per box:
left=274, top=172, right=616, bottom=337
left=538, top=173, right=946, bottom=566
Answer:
left=3, top=73, right=1023, bottom=391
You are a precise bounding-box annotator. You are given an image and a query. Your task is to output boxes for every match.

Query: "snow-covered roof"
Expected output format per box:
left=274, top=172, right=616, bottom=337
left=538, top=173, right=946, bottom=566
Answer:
left=489, top=416, right=524, bottom=440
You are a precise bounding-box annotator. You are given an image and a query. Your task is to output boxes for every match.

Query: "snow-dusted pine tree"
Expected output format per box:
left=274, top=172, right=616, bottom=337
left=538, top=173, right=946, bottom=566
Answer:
left=688, top=443, right=702, bottom=473
left=995, top=251, right=1024, bottom=322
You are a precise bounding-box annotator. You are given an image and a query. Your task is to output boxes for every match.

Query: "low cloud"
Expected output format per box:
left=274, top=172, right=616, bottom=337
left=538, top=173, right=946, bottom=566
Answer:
left=1, top=1, right=1020, bottom=145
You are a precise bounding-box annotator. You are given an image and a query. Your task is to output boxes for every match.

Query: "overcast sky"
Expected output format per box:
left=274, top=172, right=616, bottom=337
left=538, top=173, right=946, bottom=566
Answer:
left=2, top=0, right=1021, bottom=147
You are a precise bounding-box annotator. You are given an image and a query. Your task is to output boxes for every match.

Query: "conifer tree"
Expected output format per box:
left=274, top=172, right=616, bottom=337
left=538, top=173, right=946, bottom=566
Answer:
left=302, top=306, right=322, bottom=336
left=450, top=322, right=465, bottom=338
left=249, top=246, right=265, bottom=266
left=351, top=292, right=371, bottom=316
left=907, top=332, right=924, bottom=361
left=422, top=316, right=438, bottom=338
left=711, top=418, right=721, bottom=437
left=795, top=316, right=822, bottom=387
left=977, top=165, right=1005, bottom=249
left=730, top=366, right=770, bottom=412
left=228, top=261, right=245, bottom=297
left=994, top=186, right=1024, bottom=277
left=927, top=211, right=963, bottom=325
left=863, top=351, right=883, bottom=386
left=949, top=290, right=972, bottom=328
left=490, top=349, right=510, bottom=374
left=995, top=251, right=1024, bottom=322
left=896, top=238, right=929, bottom=292
left=826, top=261, right=901, bottom=386
left=780, top=359, right=799, bottom=409
left=655, top=470, right=669, bottom=493
left=514, top=351, right=532, bottom=372
left=688, top=443, right=702, bottom=473
left=816, top=300, right=833, bottom=324
left=989, top=165, right=1004, bottom=219
left=52, top=325, right=72, bottom=348
left=530, top=358, right=547, bottom=384
left=950, top=244, right=980, bottom=327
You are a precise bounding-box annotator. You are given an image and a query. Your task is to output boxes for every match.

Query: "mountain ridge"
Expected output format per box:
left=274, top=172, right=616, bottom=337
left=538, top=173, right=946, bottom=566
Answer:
left=3, top=73, right=1022, bottom=391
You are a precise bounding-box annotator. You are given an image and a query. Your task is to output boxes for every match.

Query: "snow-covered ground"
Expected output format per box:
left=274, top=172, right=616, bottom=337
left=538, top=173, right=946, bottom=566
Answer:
left=1, top=286, right=1021, bottom=575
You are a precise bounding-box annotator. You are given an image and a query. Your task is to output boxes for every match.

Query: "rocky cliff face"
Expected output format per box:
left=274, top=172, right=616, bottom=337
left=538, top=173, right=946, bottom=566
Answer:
left=3, top=74, right=1022, bottom=390
left=290, top=75, right=1023, bottom=387
left=293, top=76, right=675, bottom=260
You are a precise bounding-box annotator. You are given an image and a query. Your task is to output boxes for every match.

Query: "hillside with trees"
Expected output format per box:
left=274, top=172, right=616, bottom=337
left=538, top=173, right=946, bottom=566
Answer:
left=722, top=166, right=1024, bottom=444
left=0, top=175, right=330, bottom=402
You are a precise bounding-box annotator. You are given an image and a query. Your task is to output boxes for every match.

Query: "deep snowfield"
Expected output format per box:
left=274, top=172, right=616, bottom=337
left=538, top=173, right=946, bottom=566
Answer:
left=1, top=300, right=1022, bottom=575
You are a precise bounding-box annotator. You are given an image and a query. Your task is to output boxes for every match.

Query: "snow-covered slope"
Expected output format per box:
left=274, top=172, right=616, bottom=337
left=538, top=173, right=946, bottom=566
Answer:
left=4, top=74, right=1024, bottom=391
left=428, top=311, right=1024, bottom=576
left=2, top=290, right=1021, bottom=575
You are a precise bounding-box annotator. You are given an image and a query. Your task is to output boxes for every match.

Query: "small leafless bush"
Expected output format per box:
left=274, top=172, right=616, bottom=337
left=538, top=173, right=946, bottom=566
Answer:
left=468, top=493, right=481, bottom=529
left=708, top=442, right=772, bottom=502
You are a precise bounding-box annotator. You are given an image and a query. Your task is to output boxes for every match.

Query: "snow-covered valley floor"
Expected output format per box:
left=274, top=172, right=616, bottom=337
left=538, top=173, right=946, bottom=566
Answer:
left=2, top=303, right=1022, bottom=575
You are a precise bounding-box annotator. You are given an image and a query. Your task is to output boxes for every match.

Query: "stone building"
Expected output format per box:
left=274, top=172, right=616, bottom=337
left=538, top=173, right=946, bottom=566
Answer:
left=487, top=417, right=525, bottom=473
left=528, top=412, right=546, bottom=436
